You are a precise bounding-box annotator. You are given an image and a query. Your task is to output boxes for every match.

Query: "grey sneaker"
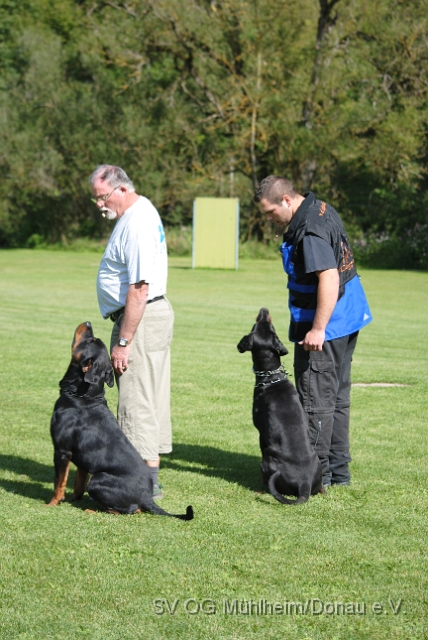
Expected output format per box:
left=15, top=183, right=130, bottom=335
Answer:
left=153, top=483, right=163, bottom=500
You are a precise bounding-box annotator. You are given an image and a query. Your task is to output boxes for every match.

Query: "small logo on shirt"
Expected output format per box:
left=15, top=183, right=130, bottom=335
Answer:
left=159, top=224, right=165, bottom=244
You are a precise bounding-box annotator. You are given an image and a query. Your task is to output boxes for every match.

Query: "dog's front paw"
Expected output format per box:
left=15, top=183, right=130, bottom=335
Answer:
left=46, top=497, right=63, bottom=506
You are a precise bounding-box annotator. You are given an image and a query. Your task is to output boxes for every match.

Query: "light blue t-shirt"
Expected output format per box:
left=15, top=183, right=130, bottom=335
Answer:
left=97, top=196, right=167, bottom=319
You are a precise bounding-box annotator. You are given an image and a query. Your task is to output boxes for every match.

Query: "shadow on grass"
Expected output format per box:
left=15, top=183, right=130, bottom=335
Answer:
left=162, top=443, right=263, bottom=492
left=0, top=444, right=266, bottom=506
left=0, top=454, right=85, bottom=506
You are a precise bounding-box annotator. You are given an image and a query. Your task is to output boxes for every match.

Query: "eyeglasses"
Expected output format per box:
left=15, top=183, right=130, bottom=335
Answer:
left=91, top=186, right=119, bottom=204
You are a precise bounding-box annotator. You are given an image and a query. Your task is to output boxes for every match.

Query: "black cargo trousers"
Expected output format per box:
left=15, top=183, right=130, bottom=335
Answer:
left=294, top=332, right=359, bottom=487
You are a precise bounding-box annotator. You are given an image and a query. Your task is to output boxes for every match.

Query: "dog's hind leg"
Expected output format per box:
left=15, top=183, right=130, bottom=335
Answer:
left=48, top=451, right=72, bottom=506
left=268, top=472, right=311, bottom=506
left=71, top=468, right=89, bottom=501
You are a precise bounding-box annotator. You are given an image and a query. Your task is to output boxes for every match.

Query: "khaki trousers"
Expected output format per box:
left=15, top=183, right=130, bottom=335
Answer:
left=111, top=297, right=174, bottom=461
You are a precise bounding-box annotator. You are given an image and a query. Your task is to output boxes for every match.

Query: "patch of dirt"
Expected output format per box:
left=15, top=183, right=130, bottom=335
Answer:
left=352, top=383, right=410, bottom=387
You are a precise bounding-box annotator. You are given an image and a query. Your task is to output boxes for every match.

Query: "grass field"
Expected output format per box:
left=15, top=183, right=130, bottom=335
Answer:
left=0, top=249, right=427, bottom=640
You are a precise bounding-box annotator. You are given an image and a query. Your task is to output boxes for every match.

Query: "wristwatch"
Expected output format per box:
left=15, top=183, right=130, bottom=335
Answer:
left=118, top=337, right=129, bottom=347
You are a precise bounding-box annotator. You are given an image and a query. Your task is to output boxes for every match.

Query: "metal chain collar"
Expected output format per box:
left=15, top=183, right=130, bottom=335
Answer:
left=253, top=363, right=289, bottom=388
left=252, top=364, right=288, bottom=377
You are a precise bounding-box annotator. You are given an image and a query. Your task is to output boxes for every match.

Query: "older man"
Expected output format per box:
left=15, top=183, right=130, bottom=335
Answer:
left=90, top=165, right=173, bottom=499
left=254, top=176, right=372, bottom=489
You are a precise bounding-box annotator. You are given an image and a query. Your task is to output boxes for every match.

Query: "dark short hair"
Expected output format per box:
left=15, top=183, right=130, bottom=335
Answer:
left=89, top=165, right=135, bottom=192
left=253, top=175, right=296, bottom=204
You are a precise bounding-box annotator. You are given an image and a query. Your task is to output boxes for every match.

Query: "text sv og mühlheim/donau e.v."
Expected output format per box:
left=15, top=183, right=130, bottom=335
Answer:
left=153, top=597, right=403, bottom=616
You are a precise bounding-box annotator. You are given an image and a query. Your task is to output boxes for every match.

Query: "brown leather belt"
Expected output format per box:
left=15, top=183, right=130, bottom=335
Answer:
left=109, top=296, right=165, bottom=322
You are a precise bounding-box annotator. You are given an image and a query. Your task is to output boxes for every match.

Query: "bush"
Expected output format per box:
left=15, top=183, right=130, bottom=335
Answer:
left=23, top=224, right=428, bottom=270
left=352, top=225, right=428, bottom=271
left=26, top=234, right=46, bottom=249
left=165, top=226, right=192, bottom=256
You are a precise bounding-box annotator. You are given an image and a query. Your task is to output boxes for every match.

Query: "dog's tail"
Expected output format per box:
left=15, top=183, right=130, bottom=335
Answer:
left=146, top=503, right=194, bottom=521
left=268, top=471, right=310, bottom=506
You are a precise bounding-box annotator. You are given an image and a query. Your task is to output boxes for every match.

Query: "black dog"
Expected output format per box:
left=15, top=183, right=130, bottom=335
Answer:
left=237, top=308, right=323, bottom=505
left=48, top=321, right=193, bottom=520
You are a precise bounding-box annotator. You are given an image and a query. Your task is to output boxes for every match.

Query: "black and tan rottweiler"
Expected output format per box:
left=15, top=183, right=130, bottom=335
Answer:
left=48, top=321, right=193, bottom=520
left=237, top=308, right=323, bottom=505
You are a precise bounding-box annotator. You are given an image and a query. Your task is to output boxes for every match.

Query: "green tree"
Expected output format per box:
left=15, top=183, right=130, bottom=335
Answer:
left=0, top=0, right=426, bottom=269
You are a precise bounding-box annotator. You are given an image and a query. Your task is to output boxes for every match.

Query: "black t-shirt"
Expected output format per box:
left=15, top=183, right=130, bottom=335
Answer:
left=302, top=235, right=337, bottom=273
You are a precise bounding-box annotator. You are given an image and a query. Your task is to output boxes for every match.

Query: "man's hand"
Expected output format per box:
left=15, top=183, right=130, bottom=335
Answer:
left=299, top=328, right=325, bottom=352
left=298, top=268, right=339, bottom=352
left=111, top=343, right=131, bottom=375
left=111, top=281, right=149, bottom=374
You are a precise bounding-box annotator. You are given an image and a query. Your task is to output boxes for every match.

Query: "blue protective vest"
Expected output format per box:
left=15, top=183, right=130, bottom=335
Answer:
left=281, top=240, right=372, bottom=342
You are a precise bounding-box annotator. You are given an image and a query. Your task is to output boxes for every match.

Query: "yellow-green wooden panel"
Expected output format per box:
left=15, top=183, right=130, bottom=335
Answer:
left=192, top=197, right=239, bottom=269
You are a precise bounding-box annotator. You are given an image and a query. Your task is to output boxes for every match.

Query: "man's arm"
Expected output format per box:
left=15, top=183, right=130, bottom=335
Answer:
left=111, top=281, right=149, bottom=374
left=298, top=268, right=339, bottom=351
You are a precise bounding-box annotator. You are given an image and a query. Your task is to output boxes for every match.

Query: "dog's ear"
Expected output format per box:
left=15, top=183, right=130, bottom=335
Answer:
left=268, top=323, right=288, bottom=356
left=105, top=365, right=114, bottom=388
left=81, top=358, right=98, bottom=384
left=84, top=354, right=115, bottom=388
left=237, top=333, right=254, bottom=353
left=274, top=337, right=288, bottom=356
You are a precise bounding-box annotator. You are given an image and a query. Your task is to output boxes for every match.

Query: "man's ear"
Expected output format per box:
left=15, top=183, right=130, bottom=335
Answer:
left=281, top=194, right=291, bottom=208
left=237, top=333, right=253, bottom=353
